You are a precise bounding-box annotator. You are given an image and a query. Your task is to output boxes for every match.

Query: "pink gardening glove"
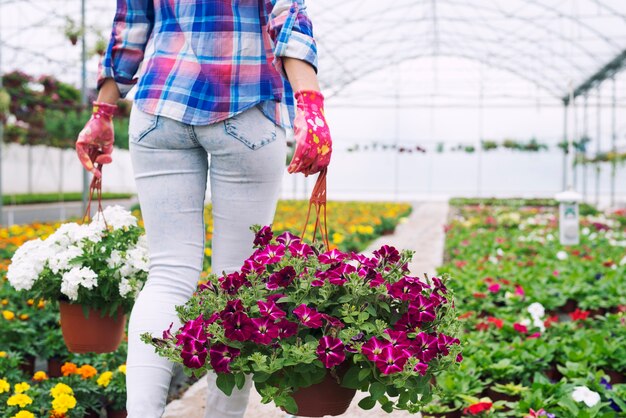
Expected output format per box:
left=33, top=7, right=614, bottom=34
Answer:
left=75, top=102, right=117, bottom=178
left=288, top=90, right=332, bottom=176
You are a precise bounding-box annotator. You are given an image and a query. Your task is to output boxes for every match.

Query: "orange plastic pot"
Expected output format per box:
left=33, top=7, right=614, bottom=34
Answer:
left=290, top=372, right=356, bottom=417
left=59, top=302, right=126, bottom=353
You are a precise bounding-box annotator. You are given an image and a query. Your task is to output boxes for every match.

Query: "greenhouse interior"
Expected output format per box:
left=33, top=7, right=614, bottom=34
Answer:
left=0, top=0, right=625, bottom=417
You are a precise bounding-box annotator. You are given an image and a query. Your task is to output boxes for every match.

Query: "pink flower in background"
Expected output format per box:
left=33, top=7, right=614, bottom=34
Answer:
left=515, top=285, right=525, bottom=297
left=513, top=323, right=528, bottom=334
left=488, top=283, right=501, bottom=293
left=316, top=336, right=346, bottom=368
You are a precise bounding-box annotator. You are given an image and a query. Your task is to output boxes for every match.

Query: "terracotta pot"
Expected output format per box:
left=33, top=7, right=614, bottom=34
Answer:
left=290, top=372, right=356, bottom=417
left=18, top=354, right=36, bottom=376
left=47, top=357, right=65, bottom=378
left=59, top=302, right=126, bottom=354
left=106, top=407, right=127, bottom=418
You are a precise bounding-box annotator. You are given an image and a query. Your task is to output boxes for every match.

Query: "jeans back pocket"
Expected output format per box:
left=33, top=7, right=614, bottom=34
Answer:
left=129, top=107, right=160, bottom=144
left=224, top=106, right=277, bottom=150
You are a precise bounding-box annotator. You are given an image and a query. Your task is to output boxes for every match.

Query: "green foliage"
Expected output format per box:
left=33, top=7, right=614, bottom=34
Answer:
left=2, top=192, right=133, bottom=206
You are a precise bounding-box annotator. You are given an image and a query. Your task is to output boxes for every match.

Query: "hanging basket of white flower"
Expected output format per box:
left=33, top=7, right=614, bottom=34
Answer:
left=7, top=205, right=149, bottom=353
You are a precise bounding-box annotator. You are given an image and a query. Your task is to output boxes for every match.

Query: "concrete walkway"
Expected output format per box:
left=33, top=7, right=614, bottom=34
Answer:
left=163, top=202, right=450, bottom=418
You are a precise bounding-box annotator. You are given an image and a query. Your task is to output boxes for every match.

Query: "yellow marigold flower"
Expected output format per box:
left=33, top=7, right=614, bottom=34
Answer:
left=50, top=383, right=73, bottom=398
left=51, top=393, right=76, bottom=414
left=332, top=232, right=344, bottom=244
left=118, top=364, right=126, bottom=374
left=97, top=371, right=113, bottom=387
left=7, top=393, right=33, bottom=408
left=0, top=351, right=7, bottom=358
left=77, top=364, right=97, bottom=379
left=2, top=310, right=15, bottom=320
left=19, top=314, right=29, bottom=321
left=12, top=411, right=35, bottom=418
left=33, top=371, right=48, bottom=382
left=37, top=300, right=45, bottom=309
left=26, top=299, right=34, bottom=306
left=14, top=382, right=30, bottom=393
left=60, top=362, right=77, bottom=376
left=0, top=378, right=10, bottom=393
left=1, top=299, right=8, bottom=306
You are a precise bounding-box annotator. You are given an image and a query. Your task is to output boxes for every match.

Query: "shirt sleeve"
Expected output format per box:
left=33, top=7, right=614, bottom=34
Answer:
left=266, top=0, right=318, bottom=80
left=98, top=0, right=155, bottom=98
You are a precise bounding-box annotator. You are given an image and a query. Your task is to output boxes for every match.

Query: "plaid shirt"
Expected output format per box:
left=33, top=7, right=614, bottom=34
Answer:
left=99, top=0, right=317, bottom=128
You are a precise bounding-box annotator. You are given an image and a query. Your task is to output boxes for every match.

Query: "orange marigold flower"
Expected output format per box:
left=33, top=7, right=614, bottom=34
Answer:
left=60, top=362, right=77, bottom=376
left=37, top=300, right=46, bottom=309
left=19, top=314, right=29, bottom=320
left=77, top=365, right=97, bottom=379
left=33, top=371, right=48, bottom=381
left=27, top=299, right=35, bottom=306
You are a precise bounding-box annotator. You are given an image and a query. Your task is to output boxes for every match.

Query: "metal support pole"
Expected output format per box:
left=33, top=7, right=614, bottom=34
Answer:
left=0, top=3, right=4, bottom=226
left=595, top=87, right=601, bottom=206
left=582, top=95, right=589, bottom=202
left=567, top=92, right=576, bottom=191
left=610, top=77, right=617, bottom=207
left=562, top=103, right=569, bottom=190
left=81, top=0, right=89, bottom=215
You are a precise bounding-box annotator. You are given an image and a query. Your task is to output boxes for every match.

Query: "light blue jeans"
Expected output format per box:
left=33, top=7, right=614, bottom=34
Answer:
left=127, top=105, right=286, bottom=418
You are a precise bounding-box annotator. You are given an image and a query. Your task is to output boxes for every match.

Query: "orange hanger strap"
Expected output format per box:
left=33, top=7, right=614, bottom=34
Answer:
left=301, top=168, right=330, bottom=250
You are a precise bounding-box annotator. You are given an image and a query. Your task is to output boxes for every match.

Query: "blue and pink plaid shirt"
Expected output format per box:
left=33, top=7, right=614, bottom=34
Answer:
left=99, top=0, right=317, bottom=128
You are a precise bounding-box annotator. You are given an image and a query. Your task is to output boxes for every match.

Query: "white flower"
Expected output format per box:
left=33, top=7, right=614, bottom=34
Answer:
left=520, top=318, right=531, bottom=327
left=47, top=223, right=82, bottom=247
left=49, top=246, right=83, bottom=274
left=60, top=267, right=98, bottom=301
left=127, top=246, right=149, bottom=272
left=496, top=248, right=504, bottom=256
left=572, top=386, right=600, bottom=407
left=533, top=316, right=546, bottom=332
left=118, top=278, right=133, bottom=298
left=582, top=227, right=590, bottom=236
left=489, top=256, right=499, bottom=265
left=107, top=250, right=124, bottom=269
left=72, top=223, right=104, bottom=243
left=7, top=239, right=49, bottom=290
left=527, top=302, right=545, bottom=319
left=546, top=234, right=554, bottom=241
left=620, top=256, right=626, bottom=266
left=92, top=205, right=137, bottom=230
left=556, top=251, right=568, bottom=260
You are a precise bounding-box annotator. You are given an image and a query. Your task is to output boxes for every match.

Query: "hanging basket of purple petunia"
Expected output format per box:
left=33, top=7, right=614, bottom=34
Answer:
left=144, top=170, right=462, bottom=415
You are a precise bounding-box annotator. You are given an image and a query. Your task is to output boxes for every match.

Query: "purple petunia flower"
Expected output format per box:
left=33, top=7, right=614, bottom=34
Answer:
left=266, top=266, right=297, bottom=290
left=373, top=245, right=401, bottom=264
left=358, top=266, right=385, bottom=287
left=209, top=343, right=240, bottom=373
left=258, top=300, right=286, bottom=320
left=254, top=244, right=286, bottom=265
left=175, top=315, right=207, bottom=347
left=219, top=299, right=245, bottom=320
left=181, top=339, right=208, bottom=369
left=387, top=277, right=424, bottom=301
left=361, top=336, right=390, bottom=362
left=351, top=252, right=378, bottom=268
left=383, top=329, right=412, bottom=355
left=414, top=362, right=429, bottom=376
left=277, top=319, right=299, bottom=338
left=253, top=226, right=273, bottom=247
left=250, top=317, right=280, bottom=345
left=408, top=295, right=437, bottom=323
left=436, top=333, right=460, bottom=356
left=322, top=314, right=345, bottom=329
left=316, top=336, right=346, bottom=368
left=241, top=258, right=265, bottom=275
left=293, top=304, right=324, bottom=328
left=289, top=242, right=314, bottom=258
left=431, top=277, right=448, bottom=295
left=318, top=248, right=348, bottom=264
left=222, top=312, right=255, bottom=341
left=411, top=332, right=439, bottom=363
left=375, top=346, right=409, bottom=374
left=276, top=231, right=301, bottom=247
left=219, top=271, right=250, bottom=295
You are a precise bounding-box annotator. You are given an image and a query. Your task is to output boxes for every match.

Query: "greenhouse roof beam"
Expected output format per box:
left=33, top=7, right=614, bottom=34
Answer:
left=562, top=49, right=626, bottom=104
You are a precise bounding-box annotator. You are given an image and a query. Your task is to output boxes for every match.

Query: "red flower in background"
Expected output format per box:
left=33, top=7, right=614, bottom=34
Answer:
left=569, top=309, right=590, bottom=321
left=464, top=401, right=493, bottom=415
left=513, top=323, right=528, bottom=334
left=544, top=316, right=559, bottom=328
left=487, top=317, right=504, bottom=329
